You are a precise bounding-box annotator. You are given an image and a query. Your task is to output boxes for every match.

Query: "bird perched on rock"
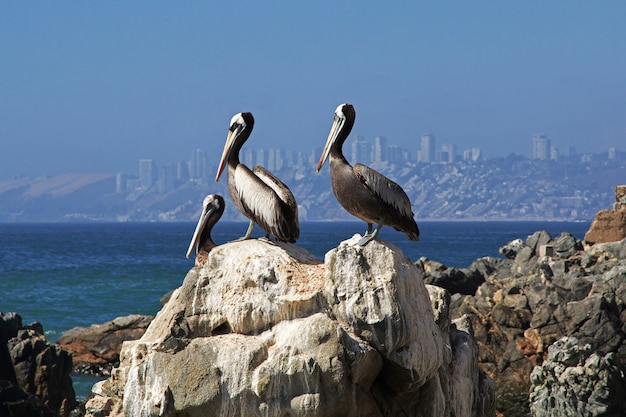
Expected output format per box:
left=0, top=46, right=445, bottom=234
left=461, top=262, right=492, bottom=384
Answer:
left=215, top=112, right=299, bottom=243
left=186, top=194, right=225, bottom=265
left=316, top=103, right=419, bottom=246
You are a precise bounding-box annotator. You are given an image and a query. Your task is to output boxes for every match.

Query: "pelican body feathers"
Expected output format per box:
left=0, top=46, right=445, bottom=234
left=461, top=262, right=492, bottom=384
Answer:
left=317, top=103, right=419, bottom=245
left=216, top=112, right=299, bottom=243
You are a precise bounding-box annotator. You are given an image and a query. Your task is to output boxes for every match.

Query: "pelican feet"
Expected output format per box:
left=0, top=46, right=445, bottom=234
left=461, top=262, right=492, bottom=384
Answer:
left=356, top=223, right=382, bottom=246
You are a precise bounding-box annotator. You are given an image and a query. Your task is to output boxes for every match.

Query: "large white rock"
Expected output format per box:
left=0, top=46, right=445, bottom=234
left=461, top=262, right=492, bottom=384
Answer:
left=85, top=237, right=494, bottom=417
left=324, top=236, right=444, bottom=392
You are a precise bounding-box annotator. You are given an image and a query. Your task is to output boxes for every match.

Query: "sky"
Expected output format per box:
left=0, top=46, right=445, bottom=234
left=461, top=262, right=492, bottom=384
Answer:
left=1, top=2, right=625, bottom=179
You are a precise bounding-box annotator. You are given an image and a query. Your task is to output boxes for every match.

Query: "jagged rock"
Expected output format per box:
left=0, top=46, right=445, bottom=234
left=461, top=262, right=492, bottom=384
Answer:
left=417, top=257, right=485, bottom=295
left=499, top=238, right=524, bottom=259
left=0, top=380, right=56, bottom=417
left=0, top=312, right=77, bottom=417
left=616, top=185, right=626, bottom=205
left=585, top=186, right=626, bottom=244
left=325, top=239, right=444, bottom=393
left=443, top=228, right=626, bottom=415
left=552, top=232, right=583, bottom=259
left=529, top=337, right=626, bottom=417
left=85, top=237, right=494, bottom=417
left=585, top=209, right=626, bottom=244
left=526, top=231, right=553, bottom=257
left=56, top=314, right=154, bottom=376
left=0, top=312, right=21, bottom=383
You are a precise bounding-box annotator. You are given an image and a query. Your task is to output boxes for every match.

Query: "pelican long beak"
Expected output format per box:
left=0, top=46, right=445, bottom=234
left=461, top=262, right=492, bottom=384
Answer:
left=215, top=129, right=237, bottom=182
left=316, top=115, right=343, bottom=172
left=186, top=210, right=209, bottom=258
left=185, top=204, right=214, bottom=258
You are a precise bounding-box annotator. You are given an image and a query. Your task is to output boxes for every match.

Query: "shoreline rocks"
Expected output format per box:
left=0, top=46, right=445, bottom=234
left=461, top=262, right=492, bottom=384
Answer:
left=0, top=312, right=78, bottom=417
left=418, top=230, right=626, bottom=415
left=529, top=336, right=626, bottom=416
left=56, top=314, right=154, bottom=376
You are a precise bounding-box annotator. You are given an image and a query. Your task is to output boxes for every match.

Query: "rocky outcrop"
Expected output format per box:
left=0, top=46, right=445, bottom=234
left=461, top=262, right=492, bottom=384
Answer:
left=529, top=337, right=626, bottom=417
left=584, top=185, right=626, bottom=244
left=0, top=380, right=56, bottom=417
left=56, top=314, right=154, bottom=376
left=85, top=237, right=495, bottom=417
left=418, top=231, right=626, bottom=415
left=0, top=312, right=77, bottom=417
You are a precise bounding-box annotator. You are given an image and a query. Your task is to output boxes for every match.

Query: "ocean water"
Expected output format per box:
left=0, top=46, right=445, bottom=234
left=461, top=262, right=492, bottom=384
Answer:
left=1, top=220, right=591, bottom=399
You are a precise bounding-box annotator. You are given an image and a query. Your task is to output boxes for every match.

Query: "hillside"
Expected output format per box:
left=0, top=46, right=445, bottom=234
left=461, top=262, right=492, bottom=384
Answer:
left=0, top=155, right=623, bottom=222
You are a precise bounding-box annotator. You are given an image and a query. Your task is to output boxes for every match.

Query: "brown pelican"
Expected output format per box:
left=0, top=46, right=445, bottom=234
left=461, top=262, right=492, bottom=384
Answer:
left=186, top=194, right=225, bottom=265
left=316, top=103, right=419, bottom=246
left=215, top=112, right=299, bottom=243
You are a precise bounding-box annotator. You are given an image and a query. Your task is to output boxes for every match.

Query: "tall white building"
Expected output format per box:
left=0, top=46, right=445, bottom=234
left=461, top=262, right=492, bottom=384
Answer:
left=372, top=136, right=388, bottom=164
left=139, top=159, right=157, bottom=189
left=532, top=133, right=550, bottom=160
left=419, top=133, right=435, bottom=163
left=176, top=161, right=189, bottom=183
left=190, top=149, right=207, bottom=181
left=351, top=135, right=371, bottom=164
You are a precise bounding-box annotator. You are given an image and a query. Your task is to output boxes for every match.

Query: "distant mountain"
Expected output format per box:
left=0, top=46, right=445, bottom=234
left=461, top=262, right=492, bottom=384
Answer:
left=1, top=155, right=623, bottom=222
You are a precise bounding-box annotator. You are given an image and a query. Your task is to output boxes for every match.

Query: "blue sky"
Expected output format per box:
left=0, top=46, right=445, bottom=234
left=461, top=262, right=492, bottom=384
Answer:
left=1, top=2, right=625, bottom=179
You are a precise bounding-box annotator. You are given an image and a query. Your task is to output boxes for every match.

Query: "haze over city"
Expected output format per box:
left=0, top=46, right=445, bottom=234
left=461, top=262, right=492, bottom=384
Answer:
left=1, top=2, right=625, bottom=180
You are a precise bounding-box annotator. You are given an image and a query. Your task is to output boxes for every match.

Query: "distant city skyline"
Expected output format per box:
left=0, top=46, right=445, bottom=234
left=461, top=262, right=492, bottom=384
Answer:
left=112, top=132, right=621, bottom=197
left=2, top=3, right=625, bottom=179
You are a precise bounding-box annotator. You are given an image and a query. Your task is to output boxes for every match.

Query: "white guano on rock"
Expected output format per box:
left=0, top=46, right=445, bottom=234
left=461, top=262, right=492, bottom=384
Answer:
left=84, top=236, right=494, bottom=417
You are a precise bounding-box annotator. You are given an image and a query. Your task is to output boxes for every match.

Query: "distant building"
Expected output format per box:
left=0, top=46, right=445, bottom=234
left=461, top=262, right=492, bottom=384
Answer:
left=190, top=149, right=207, bottom=181
left=139, top=159, right=157, bottom=189
left=176, top=161, right=189, bottom=183
left=387, top=145, right=403, bottom=163
left=608, top=147, right=617, bottom=160
left=351, top=135, right=370, bottom=164
left=463, top=148, right=482, bottom=161
left=372, top=136, right=387, bottom=164
left=158, top=163, right=177, bottom=193
left=116, top=172, right=130, bottom=193
left=550, top=146, right=559, bottom=161
left=267, top=149, right=284, bottom=171
left=284, top=150, right=296, bottom=167
left=440, top=144, right=457, bottom=163
left=255, top=149, right=266, bottom=167
left=126, top=177, right=142, bottom=191
left=419, top=133, right=435, bottom=163
left=532, top=133, right=550, bottom=160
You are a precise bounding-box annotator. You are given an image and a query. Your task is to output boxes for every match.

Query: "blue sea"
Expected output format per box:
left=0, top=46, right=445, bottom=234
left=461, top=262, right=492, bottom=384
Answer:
left=1, top=220, right=591, bottom=399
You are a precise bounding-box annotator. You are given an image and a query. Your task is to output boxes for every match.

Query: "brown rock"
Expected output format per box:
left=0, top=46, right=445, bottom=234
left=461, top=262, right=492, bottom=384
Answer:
left=615, top=185, right=626, bottom=204
left=584, top=209, right=626, bottom=244
left=56, top=314, right=153, bottom=376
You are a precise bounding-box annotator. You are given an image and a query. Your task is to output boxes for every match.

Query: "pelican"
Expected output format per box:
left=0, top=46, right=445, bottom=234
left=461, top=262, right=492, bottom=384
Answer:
left=316, top=103, right=419, bottom=246
left=215, top=112, right=299, bottom=243
left=186, top=194, right=225, bottom=265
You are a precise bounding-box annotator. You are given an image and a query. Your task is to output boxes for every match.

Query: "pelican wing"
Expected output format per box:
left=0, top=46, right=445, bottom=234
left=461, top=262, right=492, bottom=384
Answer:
left=233, top=165, right=298, bottom=241
left=353, top=163, right=414, bottom=218
left=252, top=166, right=298, bottom=215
